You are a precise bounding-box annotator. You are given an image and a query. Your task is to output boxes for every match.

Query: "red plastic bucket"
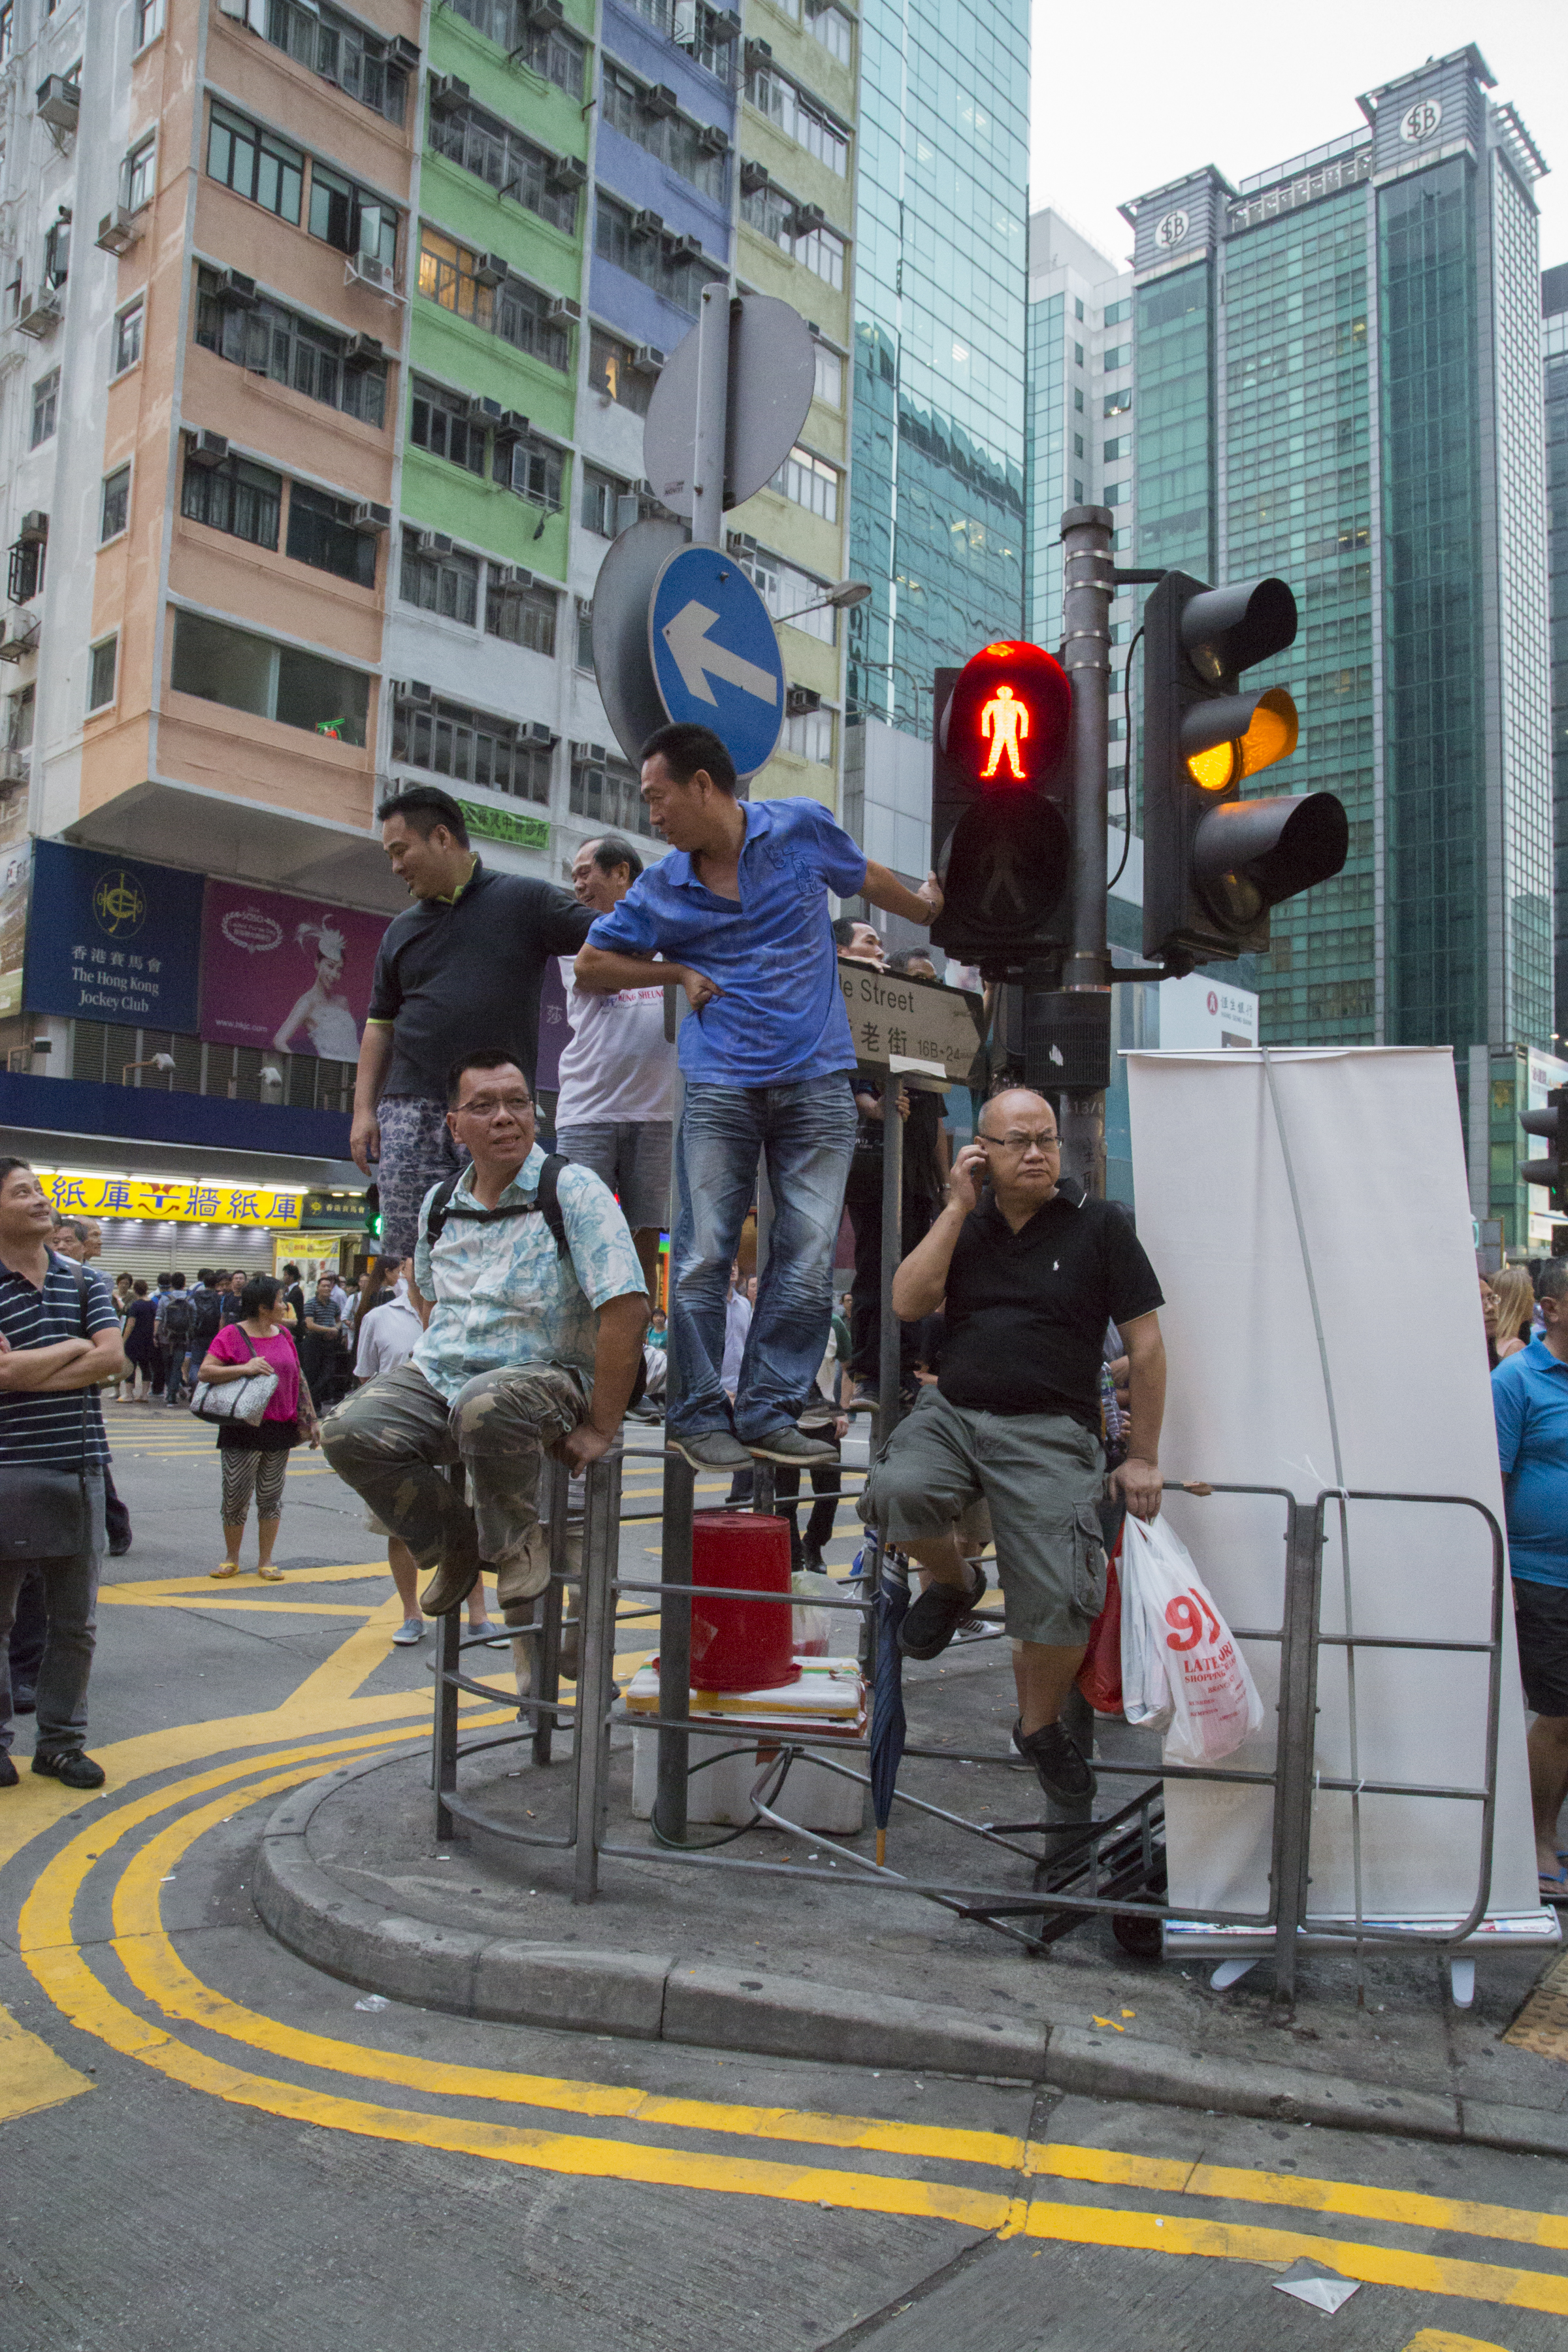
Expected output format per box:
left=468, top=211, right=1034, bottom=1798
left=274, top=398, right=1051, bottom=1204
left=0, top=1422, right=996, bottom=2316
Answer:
left=688, top=1511, right=801, bottom=1693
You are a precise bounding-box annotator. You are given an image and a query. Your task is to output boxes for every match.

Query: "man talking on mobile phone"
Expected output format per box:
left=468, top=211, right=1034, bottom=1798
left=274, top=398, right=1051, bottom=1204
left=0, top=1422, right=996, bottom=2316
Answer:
left=857, top=1088, right=1166, bottom=1805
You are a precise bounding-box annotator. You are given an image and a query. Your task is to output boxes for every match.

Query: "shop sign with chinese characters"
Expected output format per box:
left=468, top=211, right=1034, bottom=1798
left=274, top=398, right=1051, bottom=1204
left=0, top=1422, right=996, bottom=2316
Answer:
left=23, top=841, right=203, bottom=1032
left=837, top=967, right=982, bottom=1082
left=37, top=1172, right=305, bottom=1228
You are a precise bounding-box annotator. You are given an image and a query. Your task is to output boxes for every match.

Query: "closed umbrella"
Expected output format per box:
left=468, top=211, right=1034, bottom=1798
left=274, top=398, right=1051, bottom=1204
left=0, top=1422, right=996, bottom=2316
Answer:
left=869, top=1537, right=909, bottom=1868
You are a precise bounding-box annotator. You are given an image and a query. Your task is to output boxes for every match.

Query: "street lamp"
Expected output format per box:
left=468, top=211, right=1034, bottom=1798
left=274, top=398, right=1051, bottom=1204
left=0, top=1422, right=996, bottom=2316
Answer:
left=122, top=1051, right=175, bottom=1085
left=773, top=579, right=872, bottom=625
left=849, top=656, right=931, bottom=728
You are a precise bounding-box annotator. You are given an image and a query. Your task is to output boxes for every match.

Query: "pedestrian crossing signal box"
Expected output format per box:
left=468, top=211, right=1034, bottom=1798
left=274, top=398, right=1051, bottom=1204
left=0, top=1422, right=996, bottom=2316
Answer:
left=929, top=643, right=1073, bottom=968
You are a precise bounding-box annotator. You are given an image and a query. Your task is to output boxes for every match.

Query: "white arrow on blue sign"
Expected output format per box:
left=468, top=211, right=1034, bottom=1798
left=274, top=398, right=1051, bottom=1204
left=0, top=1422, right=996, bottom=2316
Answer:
left=647, top=544, right=787, bottom=778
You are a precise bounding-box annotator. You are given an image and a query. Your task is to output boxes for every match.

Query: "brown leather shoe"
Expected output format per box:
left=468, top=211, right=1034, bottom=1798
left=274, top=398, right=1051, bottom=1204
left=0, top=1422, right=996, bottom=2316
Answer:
left=419, top=1556, right=482, bottom=1617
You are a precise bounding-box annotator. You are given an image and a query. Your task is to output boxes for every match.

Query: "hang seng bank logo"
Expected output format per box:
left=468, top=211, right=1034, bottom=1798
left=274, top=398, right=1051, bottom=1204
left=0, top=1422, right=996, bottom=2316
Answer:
left=91, top=870, right=147, bottom=938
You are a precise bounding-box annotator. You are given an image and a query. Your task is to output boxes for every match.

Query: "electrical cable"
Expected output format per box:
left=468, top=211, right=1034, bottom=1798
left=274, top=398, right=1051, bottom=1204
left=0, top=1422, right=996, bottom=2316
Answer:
left=1107, top=624, right=1143, bottom=894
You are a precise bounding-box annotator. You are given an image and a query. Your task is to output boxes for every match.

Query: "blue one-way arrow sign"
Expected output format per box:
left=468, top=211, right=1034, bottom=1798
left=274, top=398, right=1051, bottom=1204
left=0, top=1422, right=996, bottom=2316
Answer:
left=648, top=544, right=786, bottom=777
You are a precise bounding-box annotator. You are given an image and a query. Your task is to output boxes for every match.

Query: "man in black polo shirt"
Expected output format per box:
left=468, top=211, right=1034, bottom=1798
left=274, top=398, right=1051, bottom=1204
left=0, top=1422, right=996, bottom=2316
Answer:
left=0, top=1157, right=125, bottom=1791
left=860, top=1087, right=1166, bottom=1803
left=351, top=785, right=594, bottom=1259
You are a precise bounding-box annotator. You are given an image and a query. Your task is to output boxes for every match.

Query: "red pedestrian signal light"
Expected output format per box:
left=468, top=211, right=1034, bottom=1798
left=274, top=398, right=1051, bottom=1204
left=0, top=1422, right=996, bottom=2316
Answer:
left=941, top=641, right=1071, bottom=791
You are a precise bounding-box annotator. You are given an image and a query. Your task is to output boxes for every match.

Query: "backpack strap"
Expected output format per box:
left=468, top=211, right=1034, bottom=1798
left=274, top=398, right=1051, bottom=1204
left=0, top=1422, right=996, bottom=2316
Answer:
left=423, top=1168, right=468, bottom=1249
left=425, top=1156, right=572, bottom=1256
left=534, top=1152, right=569, bottom=1258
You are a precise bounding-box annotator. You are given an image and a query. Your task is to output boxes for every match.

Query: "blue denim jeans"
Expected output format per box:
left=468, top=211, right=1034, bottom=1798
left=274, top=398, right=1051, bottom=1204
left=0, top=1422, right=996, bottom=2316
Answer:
left=669, top=1077, right=857, bottom=1442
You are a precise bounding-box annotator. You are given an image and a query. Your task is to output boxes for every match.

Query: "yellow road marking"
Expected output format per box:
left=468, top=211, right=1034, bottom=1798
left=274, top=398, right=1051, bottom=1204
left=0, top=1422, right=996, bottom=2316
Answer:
left=1403, top=2334, right=1512, bottom=2351
left=0, top=2001, right=93, bottom=2123
left=105, top=1563, right=400, bottom=1597
left=101, top=1598, right=382, bottom=1618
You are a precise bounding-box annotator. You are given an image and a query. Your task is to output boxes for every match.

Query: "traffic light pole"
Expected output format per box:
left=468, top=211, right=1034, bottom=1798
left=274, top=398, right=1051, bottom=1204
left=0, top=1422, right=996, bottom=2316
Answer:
left=1052, top=504, right=1115, bottom=1200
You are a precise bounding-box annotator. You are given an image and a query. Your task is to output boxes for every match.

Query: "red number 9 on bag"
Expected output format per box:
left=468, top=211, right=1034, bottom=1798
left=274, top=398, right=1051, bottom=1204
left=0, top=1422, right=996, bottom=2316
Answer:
left=1164, top=1593, right=1205, bottom=1652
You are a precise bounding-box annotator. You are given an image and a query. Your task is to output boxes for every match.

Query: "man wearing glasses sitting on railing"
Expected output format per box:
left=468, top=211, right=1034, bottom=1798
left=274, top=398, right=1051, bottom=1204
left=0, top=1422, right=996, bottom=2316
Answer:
left=858, top=1087, right=1166, bottom=1806
left=321, top=1051, right=648, bottom=1627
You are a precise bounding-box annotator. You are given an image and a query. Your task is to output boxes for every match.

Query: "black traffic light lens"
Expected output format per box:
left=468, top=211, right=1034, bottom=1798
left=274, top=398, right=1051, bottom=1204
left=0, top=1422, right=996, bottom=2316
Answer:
left=939, top=792, right=1070, bottom=951
left=1181, top=577, right=1298, bottom=683
left=1192, top=791, right=1349, bottom=928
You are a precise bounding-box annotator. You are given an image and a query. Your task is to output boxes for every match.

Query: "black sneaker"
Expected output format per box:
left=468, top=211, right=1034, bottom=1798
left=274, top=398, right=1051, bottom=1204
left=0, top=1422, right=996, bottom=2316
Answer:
left=31, top=1749, right=106, bottom=1790
left=1012, top=1718, right=1096, bottom=1803
left=0, top=1753, right=17, bottom=1788
left=898, top=1562, right=987, bottom=1661
left=668, top=1429, right=753, bottom=1471
left=745, top=1426, right=838, bottom=1466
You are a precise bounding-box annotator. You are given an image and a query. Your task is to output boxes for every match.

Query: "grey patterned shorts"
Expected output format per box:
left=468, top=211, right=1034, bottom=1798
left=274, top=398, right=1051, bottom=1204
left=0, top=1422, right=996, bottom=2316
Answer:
left=376, top=1095, right=462, bottom=1260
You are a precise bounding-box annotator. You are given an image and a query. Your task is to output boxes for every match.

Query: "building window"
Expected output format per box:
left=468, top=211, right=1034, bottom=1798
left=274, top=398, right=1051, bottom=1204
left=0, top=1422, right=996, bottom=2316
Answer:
left=134, top=0, right=164, bottom=44
left=8, top=684, right=34, bottom=750
left=442, top=0, right=585, bottom=96
left=485, top=574, right=557, bottom=656
left=30, top=370, right=58, bottom=447
left=410, top=377, right=485, bottom=474
left=812, top=339, right=843, bottom=408
left=1074, top=297, right=1085, bottom=321
left=783, top=705, right=833, bottom=764
left=805, top=1, right=852, bottom=66
left=394, top=695, right=551, bottom=802
left=8, top=534, right=43, bottom=604
left=589, top=325, right=653, bottom=415
left=600, top=63, right=727, bottom=201
left=593, top=195, right=723, bottom=317
left=206, top=104, right=303, bottom=225
left=745, top=63, right=849, bottom=175
left=1104, top=296, right=1132, bottom=327
left=1103, top=478, right=1131, bottom=506
left=101, top=465, right=130, bottom=543
left=770, top=444, right=838, bottom=523
left=171, top=609, right=368, bottom=742
left=124, top=135, right=156, bottom=212
left=114, top=300, right=144, bottom=374
left=1103, top=434, right=1130, bottom=463
left=728, top=534, right=836, bottom=645
left=195, top=270, right=387, bottom=427
left=580, top=464, right=629, bottom=538
left=428, top=100, right=580, bottom=234
left=1073, top=387, right=1083, bottom=413
left=181, top=451, right=283, bottom=549
left=498, top=434, right=564, bottom=511
left=0, top=3, right=13, bottom=63
left=308, top=164, right=397, bottom=270
left=265, top=0, right=407, bottom=125
left=286, top=483, right=375, bottom=587
left=1102, top=342, right=1132, bottom=372
left=417, top=229, right=571, bottom=369
left=575, top=598, right=593, bottom=670
left=399, top=535, right=480, bottom=626
left=43, top=216, right=71, bottom=287
left=740, top=181, right=845, bottom=287
left=570, top=746, right=652, bottom=838
left=88, top=637, right=118, bottom=711
left=1073, top=432, right=1083, bottom=459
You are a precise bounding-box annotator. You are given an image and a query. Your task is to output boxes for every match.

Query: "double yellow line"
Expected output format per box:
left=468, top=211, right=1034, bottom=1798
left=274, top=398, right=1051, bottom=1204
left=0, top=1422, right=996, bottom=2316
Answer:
left=14, top=1736, right=1568, bottom=2320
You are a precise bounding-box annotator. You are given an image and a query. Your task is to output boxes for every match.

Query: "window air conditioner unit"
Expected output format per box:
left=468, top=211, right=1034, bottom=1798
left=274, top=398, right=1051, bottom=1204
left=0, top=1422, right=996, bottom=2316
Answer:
left=492, top=564, right=534, bottom=591
left=427, top=72, right=469, bottom=110
left=644, top=84, right=679, bottom=120
left=492, top=408, right=530, bottom=441
left=740, top=160, right=768, bottom=196
left=429, top=532, right=453, bottom=555
left=786, top=685, right=821, bottom=717
left=711, top=7, right=742, bottom=38
left=0, top=747, right=28, bottom=783
left=96, top=206, right=142, bottom=255
left=402, top=527, right=427, bottom=554
left=668, top=233, right=704, bottom=259
left=390, top=35, right=421, bottom=67
left=525, top=0, right=564, bottom=25
left=343, top=332, right=384, bottom=366
left=18, top=511, right=48, bottom=546
left=0, top=616, right=39, bottom=663
left=631, top=344, right=664, bottom=372
left=794, top=203, right=826, bottom=234
left=350, top=500, right=391, bottom=534
left=523, top=721, right=555, bottom=746
left=348, top=254, right=395, bottom=293
left=14, top=289, right=61, bottom=338
left=36, top=75, right=80, bottom=133
left=546, top=295, right=580, bottom=322
left=742, top=39, right=772, bottom=71
left=546, top=154, right=587, bottom=190
left=696, top=122, right=728, bottom=154
left=396, top=678, right=434, bottom=705
left=472, top=252, right=508, bottom=287
left=186, top=431, right=229, bottom=468
left=462, top=395, right=495, bottom=425
left=214, top=268, right=259, bottom=308
left=632, top=208, right=664, bottom=238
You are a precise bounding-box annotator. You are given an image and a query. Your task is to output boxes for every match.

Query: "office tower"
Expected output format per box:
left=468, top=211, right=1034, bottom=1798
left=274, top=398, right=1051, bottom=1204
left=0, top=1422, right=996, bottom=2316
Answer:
left=1122, top=47, right=1555, bottom=1243
left=1546, top=261, right=1568, bottom=1036
left=841, top=0, right=1028, bottom=881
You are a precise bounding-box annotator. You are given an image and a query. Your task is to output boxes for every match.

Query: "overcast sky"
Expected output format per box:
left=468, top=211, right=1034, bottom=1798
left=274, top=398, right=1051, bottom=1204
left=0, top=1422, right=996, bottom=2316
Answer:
left=1029, top=1, right=1568, bottom=275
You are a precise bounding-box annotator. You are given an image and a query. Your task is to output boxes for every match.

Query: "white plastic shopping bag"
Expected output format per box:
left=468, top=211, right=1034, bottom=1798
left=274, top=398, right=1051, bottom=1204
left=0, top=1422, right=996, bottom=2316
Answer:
left=1119, top=1511, right=1265, bottom=1763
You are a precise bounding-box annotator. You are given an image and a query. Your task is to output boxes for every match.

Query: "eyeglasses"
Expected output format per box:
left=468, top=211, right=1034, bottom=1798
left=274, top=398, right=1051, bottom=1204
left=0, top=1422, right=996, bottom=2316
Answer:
left=977, top=1130, right=1061, bottom=1152
left=457, top=1093, right=532, bottom=1119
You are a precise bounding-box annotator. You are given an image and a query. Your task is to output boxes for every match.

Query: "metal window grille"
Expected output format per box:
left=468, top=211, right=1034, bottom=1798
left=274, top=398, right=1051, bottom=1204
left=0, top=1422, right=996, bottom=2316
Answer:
left=427, top=105, right=578, bottom=235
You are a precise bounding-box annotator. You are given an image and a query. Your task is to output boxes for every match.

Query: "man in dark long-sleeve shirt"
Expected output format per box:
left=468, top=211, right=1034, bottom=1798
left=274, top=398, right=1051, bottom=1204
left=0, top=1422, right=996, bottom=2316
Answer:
left=351, top=785, right=593, bottom=1258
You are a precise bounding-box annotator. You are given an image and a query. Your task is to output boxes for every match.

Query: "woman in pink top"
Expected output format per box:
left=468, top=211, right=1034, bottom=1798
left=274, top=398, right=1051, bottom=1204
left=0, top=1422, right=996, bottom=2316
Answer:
left=198, top=1274, right=319, bottom=1580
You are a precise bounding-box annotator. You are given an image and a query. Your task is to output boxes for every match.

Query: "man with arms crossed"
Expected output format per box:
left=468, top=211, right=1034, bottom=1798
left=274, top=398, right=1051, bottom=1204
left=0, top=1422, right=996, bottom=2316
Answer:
left=352, top=787, right=593, bottom=1260
left=576, top=723, right=941, bottom=1473
left=1491, top=1258, right=1568, bottom=1899
left=323, top=1053, right=647, bottom=1621
left=859, top=1088, right=1166, bottom=1803
left=555, top=832, right=677, bottom=1301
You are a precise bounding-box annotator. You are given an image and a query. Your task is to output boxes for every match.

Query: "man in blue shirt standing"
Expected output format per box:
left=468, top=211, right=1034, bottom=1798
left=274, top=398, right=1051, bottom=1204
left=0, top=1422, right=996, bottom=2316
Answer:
left=1492, top=1256, right=1568, bottom=1899
left=576, top=722, right=942, bottom=1472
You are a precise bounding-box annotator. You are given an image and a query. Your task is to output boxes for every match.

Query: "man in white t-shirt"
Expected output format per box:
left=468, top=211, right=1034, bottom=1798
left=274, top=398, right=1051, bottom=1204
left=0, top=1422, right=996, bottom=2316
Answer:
left=555, top=834, right=677, bottom=1296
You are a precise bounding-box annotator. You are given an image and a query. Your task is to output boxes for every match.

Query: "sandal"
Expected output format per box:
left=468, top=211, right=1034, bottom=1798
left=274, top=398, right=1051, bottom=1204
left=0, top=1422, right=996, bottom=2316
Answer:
left=210, top=1561, right=240, bottom=1580
left=1539, top=1870, right=1568, bottom=1907
left=257, top=1564, right=284, bottom=1582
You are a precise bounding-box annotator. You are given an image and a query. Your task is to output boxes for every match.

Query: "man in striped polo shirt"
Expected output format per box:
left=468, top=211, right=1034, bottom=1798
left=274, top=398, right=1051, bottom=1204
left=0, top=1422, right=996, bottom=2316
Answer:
left=0, top=1158, right=125, bottom=1789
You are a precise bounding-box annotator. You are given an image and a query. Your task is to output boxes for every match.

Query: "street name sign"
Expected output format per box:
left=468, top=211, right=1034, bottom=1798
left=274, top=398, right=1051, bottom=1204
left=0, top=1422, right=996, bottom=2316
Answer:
left=838, top=965, right=983, bottom=1084
left=648, top=543, right=786, bottom=776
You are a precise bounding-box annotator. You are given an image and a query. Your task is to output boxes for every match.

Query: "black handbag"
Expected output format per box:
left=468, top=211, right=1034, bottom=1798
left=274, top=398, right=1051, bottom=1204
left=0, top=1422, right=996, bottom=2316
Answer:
left=0, top=1262, right=97, bottom=1559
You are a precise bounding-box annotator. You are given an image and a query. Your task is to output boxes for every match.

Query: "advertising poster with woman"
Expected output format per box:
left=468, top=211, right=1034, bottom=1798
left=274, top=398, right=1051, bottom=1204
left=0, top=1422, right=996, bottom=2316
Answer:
left=200, top=881, right=387, bottom=1060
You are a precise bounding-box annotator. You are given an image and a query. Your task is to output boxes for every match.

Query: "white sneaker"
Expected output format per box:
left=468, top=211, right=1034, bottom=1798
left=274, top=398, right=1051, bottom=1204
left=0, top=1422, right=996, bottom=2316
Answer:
left=391, top=1616, right=425, bottom=1646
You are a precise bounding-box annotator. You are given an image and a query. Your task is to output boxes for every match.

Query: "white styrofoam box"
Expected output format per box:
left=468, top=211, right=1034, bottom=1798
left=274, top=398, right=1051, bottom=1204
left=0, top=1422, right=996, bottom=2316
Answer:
left=626, top=1658, right=866, bottom=1831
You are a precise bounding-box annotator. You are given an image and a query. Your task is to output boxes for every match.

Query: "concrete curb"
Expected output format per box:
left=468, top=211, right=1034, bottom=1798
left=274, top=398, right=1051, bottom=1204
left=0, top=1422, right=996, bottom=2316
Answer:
left=254, top=1750, right=1567, bottom=2156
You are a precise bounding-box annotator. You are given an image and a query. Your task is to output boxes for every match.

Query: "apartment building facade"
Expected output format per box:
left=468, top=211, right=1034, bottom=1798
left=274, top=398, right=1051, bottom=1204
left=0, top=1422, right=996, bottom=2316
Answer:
left=1547, top=260, right=1567, bottom=1039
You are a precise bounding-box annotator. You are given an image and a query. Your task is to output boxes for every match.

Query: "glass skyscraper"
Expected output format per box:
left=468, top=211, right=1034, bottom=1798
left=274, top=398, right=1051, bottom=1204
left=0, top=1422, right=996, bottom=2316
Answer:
left=845, top=0, right=1030, bottom=756
left=1122, top=48, right=1555, bottom=1244
left=1546, top=263, right=1568, bottom=1037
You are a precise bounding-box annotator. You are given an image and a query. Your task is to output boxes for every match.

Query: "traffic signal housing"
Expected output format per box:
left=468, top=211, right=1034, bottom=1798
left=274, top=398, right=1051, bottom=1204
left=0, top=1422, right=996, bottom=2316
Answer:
left=929, top=640, right=1073, bottom=967
left=1522, top=1091, right=1566, bottom=1214
left=364, top=1181, right=382, bottom=1241
left=1141, top=572, right=1348, bottom=972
